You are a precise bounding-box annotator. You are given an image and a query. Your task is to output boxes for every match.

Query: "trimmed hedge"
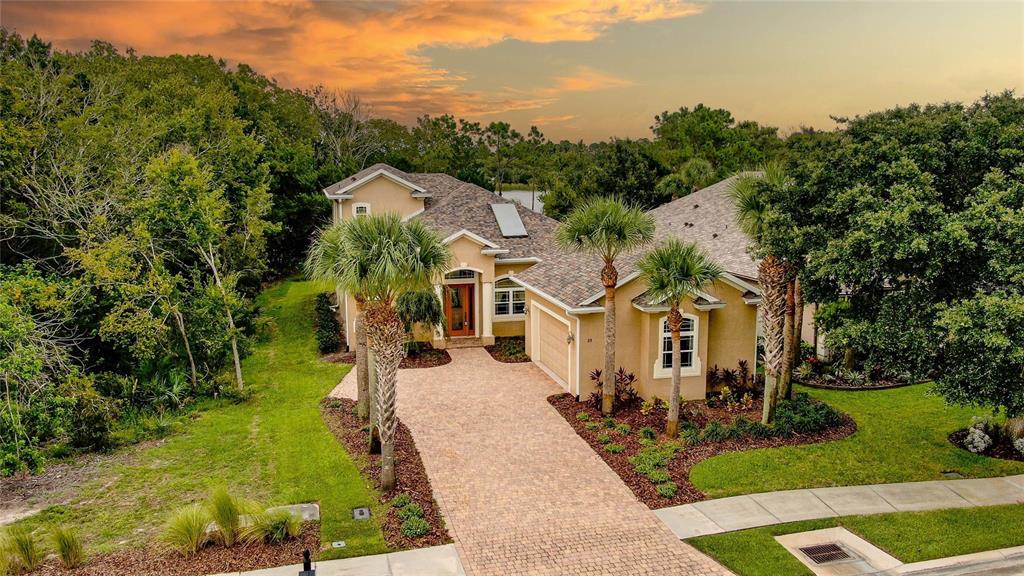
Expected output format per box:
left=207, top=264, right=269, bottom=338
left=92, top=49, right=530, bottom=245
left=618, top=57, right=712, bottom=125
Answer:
left=314, top=293, right=342, bottom=354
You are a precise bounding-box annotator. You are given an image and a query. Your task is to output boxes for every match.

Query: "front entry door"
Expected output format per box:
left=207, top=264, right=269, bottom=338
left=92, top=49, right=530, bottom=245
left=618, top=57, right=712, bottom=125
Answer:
left=445, top=284, right=475, bottom=337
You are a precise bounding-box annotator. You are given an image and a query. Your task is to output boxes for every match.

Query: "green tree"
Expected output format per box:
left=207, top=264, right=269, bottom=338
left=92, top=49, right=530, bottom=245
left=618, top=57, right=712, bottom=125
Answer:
left=637, top=239, right=721, bottom=436
left=557, top=198, right=655, bottom=415
left=306, top=215, right=450, bottom=490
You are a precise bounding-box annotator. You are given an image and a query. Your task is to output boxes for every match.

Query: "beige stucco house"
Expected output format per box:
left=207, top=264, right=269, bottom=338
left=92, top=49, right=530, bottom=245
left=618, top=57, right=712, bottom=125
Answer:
left=323, top=164, right=804, bottom=402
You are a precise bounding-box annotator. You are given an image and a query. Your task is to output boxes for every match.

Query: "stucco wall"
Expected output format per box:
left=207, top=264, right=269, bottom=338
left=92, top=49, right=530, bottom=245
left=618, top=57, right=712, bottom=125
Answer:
left=705, top=282, right=758, bottom=381
left=642, top=300, right=710, bottom=401
left=340, top=177, right=424, bottom=220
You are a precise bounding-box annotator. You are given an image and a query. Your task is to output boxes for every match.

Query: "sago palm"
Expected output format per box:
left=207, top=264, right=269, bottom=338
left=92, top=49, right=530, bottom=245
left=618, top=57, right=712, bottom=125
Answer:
left=306, top=214, right=450, bottom=489
left=730, top=171, right=790, bottom=424
left=557, top=197, right=654, bottom=415
left=638, top=239, right=721, bottom=437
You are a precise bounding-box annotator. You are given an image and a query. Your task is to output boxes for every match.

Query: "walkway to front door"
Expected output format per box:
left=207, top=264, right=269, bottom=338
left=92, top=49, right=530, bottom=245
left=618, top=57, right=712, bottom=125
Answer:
left=331, top=349, right=731, bottom=576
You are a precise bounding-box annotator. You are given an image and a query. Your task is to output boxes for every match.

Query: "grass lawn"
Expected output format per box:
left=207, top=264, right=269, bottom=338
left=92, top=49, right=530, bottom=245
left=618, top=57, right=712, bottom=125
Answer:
left=690, top=384, right=1024, bottom=498
left=689, top=504, right=1024, bottom=576
left=15, top=279, right=387, bottom=559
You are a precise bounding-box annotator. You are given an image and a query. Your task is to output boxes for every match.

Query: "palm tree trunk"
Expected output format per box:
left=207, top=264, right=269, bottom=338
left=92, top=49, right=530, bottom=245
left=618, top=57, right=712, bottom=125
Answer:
left=759, top=255, right=787, bottom=424
left=354, top=308, right=370, bottom=420
left=365, top=303, right=405, bottom=492
left=666, top=309, right=682, bottom=438
left=779, top=278, right=796, bottom=402
left=367, top=347, right=381, bottom=454
left=601, top=260, right=618, bottom=416
left=793, top=278, right=804, bottom=368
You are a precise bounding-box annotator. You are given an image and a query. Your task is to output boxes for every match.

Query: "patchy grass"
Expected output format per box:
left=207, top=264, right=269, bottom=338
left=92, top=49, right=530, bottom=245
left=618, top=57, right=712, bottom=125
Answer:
left=14, top=280, right=387, bottom=559
left=690, top=383, right=1024, bottom=498
left=688, top=504, right=1024, bottom=576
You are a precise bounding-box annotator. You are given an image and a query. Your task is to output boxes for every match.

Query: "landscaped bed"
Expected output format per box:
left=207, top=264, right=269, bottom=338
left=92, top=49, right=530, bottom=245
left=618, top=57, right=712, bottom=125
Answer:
left=949, top=418, right=1024, bottom=463
left=321, top=397, right=450, bottom=549
left=325, top=343, right=452, bottom=369
left=549, top=392, right=855, bottom=507
left=28, top=522, right=320, bottom=576
left=484, top=336, right=530, bottom=363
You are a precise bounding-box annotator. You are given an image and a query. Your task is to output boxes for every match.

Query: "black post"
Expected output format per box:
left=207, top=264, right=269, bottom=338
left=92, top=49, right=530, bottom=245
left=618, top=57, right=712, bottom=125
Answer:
left=299, top=549, right=315, bottom=576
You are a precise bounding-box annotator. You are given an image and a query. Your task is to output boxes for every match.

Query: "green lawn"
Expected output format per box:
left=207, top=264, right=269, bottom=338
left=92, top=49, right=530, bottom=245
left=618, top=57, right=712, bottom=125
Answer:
left=689, top=504, right=1024, bottom=576
left=16, top=280, right=387, bottom=559
left=690, top=384, right=1024, bottom=498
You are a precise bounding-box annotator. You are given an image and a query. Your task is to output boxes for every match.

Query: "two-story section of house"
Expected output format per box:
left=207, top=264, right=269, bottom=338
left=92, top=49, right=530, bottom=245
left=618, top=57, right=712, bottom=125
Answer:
left=322, top=163, right=560, bottom=350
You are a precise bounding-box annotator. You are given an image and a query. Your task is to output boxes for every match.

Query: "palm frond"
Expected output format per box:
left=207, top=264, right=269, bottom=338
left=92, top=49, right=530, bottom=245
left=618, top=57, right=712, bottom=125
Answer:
left=729, top=174, right=768, bottom=240
left=637, top=239, right=723, bottom=308
left=556, top=197, right=655, bottom=261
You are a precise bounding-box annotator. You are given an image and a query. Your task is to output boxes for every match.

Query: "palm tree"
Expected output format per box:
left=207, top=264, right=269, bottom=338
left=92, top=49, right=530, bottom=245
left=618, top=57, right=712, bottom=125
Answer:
left=557, top=198, right=655, bottom=415
left=638, top=239, right=722, bottom=437
left=306, top=214, right=450, bottom=490
left=730, top=170, right=791, bottom=424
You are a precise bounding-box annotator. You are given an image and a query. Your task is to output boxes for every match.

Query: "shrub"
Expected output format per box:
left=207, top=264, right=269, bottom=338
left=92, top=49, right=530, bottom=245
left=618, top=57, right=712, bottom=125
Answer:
left=656, top=482, right=679, bottom=498
left=576, top=412, right=590, bottom=421
left=701, top=421, right=729, bottom=442
left=1, top=443, right=43, bottom=477
left=51, top=525, right=84, bottom=568
left=163, top=504, right=210, bottom=556
left=605, top=443, right=625, bottom=454
left=314, top=293, right=342, bottom=354
left=1014, top=438, right=1024, bottom=456
left=748, top=421, right=774, bottom=438
left=597, top=433, right=611, bottom=444
left=1005, top=418, right=1024, bottom=441
left=773, top=393, right=843, bottom=437
left=490, top=337, right=529, bottom=362
left=588, top=367, right=642, bottom=410
left=629, top=444, right=677, bottom=477
left=3, top=525, right=42, bottom=572
left=639, top=426, right=656, bottom=440
left=64, top=376, right=119, bottom=450
left=585, top=422, right=600, bottom=431
left=731, top=416, right=752, bottom=438
left=400, top=516, right=431, bottom=538
left=615, top=423, right=631, bottom=435
left=965, top=427, right=993, bottom=453
left=207, top=487, right=244, bottom=546
left=680, top=427, right=702, bottom=446
left=242, top=509, right=301, bottom=544
left=397, top=503, right=424, bottom=522
left=391, top=493, right=412, bottom=508
left=602, top=417, right=616, bottom=429
left=646, top=469, right=671, bottom=483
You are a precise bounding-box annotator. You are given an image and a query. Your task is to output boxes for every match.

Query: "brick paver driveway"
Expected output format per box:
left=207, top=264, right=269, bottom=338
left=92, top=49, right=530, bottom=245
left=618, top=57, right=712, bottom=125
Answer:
left=332, top=348, right=731, bottom=576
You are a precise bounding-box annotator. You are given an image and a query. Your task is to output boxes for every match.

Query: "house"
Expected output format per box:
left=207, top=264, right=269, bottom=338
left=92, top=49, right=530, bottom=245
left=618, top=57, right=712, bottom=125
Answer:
left=322, top=164, right=807, bottom=401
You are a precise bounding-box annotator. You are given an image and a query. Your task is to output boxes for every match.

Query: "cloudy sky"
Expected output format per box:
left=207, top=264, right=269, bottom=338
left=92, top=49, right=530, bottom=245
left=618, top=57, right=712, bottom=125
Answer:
left=3, top=1, right=1021, bottom=140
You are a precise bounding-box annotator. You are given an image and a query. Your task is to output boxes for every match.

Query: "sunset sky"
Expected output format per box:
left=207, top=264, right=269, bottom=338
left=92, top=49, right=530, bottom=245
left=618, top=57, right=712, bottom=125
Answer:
left=3, top=1, right=1022, bottom=141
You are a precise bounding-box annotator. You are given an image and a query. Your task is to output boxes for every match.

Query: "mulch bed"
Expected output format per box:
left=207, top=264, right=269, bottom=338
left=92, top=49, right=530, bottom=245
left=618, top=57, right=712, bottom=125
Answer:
left=549, top=393, right=857, bottom=508
left=950, top=429, right=1024, bottom=463
left=33, top=521, right=320, bottom=575
left=320, top=398, right=450, bottom=549
left=323, top=345, right=451, bottom=369
left=484, top=337, right=530, bottom=363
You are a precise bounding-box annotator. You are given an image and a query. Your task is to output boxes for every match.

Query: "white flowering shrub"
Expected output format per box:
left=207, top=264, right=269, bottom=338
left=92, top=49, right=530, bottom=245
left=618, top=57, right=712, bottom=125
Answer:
left=965, top=426, right=993, bottom=453
left=970, top=415, right=992, bottom=432
left=1014, top=438, right=1024, bottom=456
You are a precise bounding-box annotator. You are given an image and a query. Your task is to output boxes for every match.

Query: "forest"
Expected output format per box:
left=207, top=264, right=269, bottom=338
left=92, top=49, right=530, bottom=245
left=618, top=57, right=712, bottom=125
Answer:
left=3, top=29, right=1022, bottom=476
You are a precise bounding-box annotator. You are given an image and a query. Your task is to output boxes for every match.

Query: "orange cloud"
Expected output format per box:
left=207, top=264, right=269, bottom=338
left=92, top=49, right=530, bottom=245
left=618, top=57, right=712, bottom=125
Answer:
left=531, top=114, right=579, bottom=124
left=1, top=0, right=702, bottom=120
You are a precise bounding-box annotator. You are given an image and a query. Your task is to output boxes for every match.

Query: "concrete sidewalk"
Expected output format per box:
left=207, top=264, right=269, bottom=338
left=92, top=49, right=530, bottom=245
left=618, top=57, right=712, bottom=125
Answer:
left=656, top=475, right=1024, bottom=539
left=213, top=544, right=464, bottom=576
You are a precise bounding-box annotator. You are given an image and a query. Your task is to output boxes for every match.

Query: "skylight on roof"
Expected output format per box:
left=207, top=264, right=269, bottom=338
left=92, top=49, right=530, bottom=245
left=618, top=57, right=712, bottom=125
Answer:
left=491, top=203, right=527, bottom=237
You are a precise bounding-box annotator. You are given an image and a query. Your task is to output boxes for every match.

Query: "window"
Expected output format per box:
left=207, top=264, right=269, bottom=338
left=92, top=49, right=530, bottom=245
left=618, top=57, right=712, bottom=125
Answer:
left=661, top=316, right=695, bottom=370
left=494, top=278, right=525, bottom=317
left=445, top=269, right=475, bottom=280
left=352, top=202, right=370, bottom=217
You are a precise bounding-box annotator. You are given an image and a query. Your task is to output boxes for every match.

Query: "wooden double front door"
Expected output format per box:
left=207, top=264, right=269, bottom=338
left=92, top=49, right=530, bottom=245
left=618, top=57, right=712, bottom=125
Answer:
left=444, top=284, right=475, bottom=337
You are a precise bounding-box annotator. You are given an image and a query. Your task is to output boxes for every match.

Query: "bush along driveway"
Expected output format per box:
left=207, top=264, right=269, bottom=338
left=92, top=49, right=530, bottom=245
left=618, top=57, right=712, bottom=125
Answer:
left=690, top=383, right=1024, bottom=499
left=7, top=280, right=388, bottom=560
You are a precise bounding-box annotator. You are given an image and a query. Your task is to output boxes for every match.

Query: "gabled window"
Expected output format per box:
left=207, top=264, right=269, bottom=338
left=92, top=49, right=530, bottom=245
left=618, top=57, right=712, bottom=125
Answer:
left=494, top=278, right=525, bottom=317
left=352, top=202, right=371, bottom=217
left=661, top=315, right=696, bottom=370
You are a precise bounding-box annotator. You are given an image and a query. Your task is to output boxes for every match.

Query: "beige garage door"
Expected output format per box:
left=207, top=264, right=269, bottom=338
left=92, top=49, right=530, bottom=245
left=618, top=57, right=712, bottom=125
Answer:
left=537, top=307, right=570, bottom=388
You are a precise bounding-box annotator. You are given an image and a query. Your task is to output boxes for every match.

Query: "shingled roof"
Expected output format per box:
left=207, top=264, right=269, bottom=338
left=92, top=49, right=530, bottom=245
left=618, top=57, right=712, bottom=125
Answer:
left=514, top=175, right=759, bottom=309
left=323, top=165, right=558, bottom=260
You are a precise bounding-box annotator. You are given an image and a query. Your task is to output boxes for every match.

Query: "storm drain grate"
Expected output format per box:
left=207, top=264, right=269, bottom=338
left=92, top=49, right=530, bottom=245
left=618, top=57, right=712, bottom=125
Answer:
left=799, top=543, right=851, bottom=564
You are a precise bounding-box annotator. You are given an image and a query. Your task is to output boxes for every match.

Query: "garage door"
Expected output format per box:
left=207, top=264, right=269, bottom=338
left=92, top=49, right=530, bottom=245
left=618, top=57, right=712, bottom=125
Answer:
left=536, top=306, right=570, bottom=389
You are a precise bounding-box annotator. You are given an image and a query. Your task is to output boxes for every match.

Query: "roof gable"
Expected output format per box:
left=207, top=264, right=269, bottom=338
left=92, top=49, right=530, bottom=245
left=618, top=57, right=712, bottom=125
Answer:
left=322, top=164, right=430, bottom=199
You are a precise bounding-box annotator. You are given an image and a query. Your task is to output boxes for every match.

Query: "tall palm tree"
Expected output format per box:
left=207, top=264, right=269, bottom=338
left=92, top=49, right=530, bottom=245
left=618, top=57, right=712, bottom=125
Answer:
left=306, top=214, right=450, bottom=490
left=557, top=198, right=655, bottom=415
left=730, top=170, right=791, bottom=424
left=638, top=239, right=722, bottom=437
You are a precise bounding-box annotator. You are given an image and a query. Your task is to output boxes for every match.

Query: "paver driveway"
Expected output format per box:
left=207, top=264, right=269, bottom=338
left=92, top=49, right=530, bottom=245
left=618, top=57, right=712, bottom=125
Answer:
left=332, top=348, right=731, bottom=576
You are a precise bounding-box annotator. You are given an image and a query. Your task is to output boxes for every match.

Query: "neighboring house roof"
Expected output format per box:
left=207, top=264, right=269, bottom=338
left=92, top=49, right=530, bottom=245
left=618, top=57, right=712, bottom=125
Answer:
left=515, top=175, right=760, bottom=310
left=323, top=165, right=558, bottom=261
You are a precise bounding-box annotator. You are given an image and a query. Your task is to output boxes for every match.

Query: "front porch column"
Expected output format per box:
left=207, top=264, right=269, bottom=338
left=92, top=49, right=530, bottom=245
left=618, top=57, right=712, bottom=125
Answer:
left=482, top=281, right=494, bottom=339
left=434, top=284, right=445, bottom=341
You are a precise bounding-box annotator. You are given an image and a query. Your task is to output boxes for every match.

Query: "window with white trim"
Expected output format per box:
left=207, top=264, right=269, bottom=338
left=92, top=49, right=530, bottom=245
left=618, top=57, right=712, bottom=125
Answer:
left=494, top=278, right=525, bottom=317
left=661, top=316, right=696, bottom=370
left=353, top=202, right=371, bottom=217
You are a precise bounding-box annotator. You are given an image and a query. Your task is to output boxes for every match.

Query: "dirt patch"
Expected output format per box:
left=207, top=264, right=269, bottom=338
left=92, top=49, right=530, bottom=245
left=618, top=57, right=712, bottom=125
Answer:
left=484, top=336, right=530, bottom=363
left=950, top=429, right=1024, bottom=463
left=323, top=345, right=451, bottom=369
left=31, top=521, right=319, bottom=575
left=321, top=398, right=450, bottom=549
left=549, top=393, right=856, bottom=508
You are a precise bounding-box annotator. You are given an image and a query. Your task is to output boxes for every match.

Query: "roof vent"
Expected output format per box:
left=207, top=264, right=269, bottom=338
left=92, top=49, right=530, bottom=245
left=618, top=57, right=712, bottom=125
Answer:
left=491, top=203, right=527, bottom=238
